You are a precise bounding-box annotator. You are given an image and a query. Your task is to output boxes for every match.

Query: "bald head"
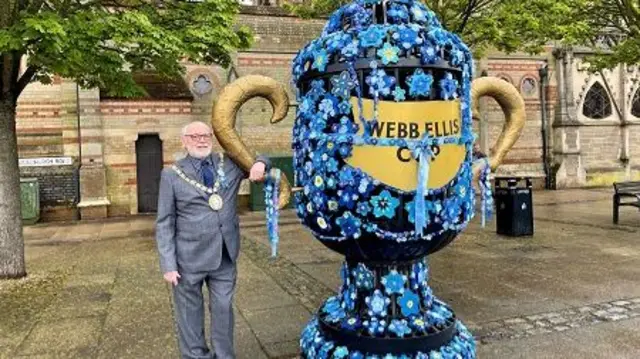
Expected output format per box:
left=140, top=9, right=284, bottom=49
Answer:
left=181, top=121, right=214, bottom=159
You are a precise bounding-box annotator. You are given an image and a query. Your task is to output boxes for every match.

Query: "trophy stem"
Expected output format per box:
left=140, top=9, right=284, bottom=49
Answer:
left=300, top=257, right=476, bottom=358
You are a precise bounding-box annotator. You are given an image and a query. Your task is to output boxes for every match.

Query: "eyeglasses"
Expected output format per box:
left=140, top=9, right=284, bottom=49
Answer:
left=184, top=133, right=213, bottom=141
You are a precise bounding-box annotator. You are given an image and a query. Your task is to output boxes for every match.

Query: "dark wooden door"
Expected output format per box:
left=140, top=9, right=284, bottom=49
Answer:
left=136, top=134, right=163, bottom=213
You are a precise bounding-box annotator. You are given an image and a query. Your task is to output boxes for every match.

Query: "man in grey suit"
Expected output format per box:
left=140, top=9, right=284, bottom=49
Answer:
left=155, top=121, right=270, bottom=359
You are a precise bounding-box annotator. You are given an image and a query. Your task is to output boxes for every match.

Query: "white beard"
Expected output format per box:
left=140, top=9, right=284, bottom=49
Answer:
left=187, top=148, right=212, bottom=159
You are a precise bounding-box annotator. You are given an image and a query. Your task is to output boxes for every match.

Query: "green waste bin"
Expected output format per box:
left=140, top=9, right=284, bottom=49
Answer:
left=250, top=156, right=295, bottom=211
left=20, top=177, right=40, bottom=225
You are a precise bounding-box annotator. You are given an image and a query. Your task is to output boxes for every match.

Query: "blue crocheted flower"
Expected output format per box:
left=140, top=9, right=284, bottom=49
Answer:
left=312, top=49, right=329, bottom=72
left=357, top=177, right=373, bottom=195
left=409, top=315, right=428, bottom=332
left=381, top=270, right=406, bottom=295
left=439, top=72, right=459, bottom=100
left=342, top=284, right=357, bottom=311
left=370, top=190, right=400, bottom=219
left=410, top=261, right=429, bottom=290
left=326, top=33, right=350, bottom=52
left=326, top=176, right=338, bottom=189
left=356, top=201, right=371, bottom=216
left=407, top=69, right=433, bottom=97
left=352, top=263, right=374, bottom=289
left=426, top=303, right=452, bottom=326
left=349, top=351, right=364, bottom=359
left=364, top=222, right=378, bottom=233
left=397, top=290, right=420, bottom=316
left=325, top=306, right=346, bottom=323
left=410, top=4, right=427, bottom=22
left=338, top=168, right=357, bottom=186
left=388, top=319, right=412, bottom=337
left=328, top=199, right=339, bottom=212
left=404, top=200, right=417, bottom=224
left=363, top=317, right=386, bottom=336
left=299, top=97, right=314, bottom=117
left=366, top=289, right=391, bottom=316
left=332, top=346, right=349, bottom=359
left=319, top=97, right=337, bottom=119
left=388, top=3, right=409, bottom=22
left=350, top=5, right=372, bottom=28
left=313, top=175, right=325, bottom=190
left=312, top=191, right=327, bottom=210
left=331, top=71, right=357, bottom=99
left=341, top=40, right=360, bottom=60
left=358, top=26, right=386, bottom=48
left=338, top=188, right=358, bottom=210
left=308, top=79, right=326, bottom=100
left=377, top=42, right=400, bottom=65
left=334, top=116, right=358, bottom=134
left=326, top=158, right=339, bottom=173
left=316, top=215, right=331, bottom=231
left=441, top=197, right=463, bottom=227
left=393, top=25, right=420, bottom=49
left=338, top=100, right=352, bottom=115
left=319, top=342, right=334, bottom=359
left=341, top=316, right=362, bottom=331
left=393, top=86, right=406, bottom=102
left=450, top=48, right=465, bottom=66
left=421, top=285, right=434, bottom=307
left=323, top=296, right=341, bottom=314
left=336, top=211, right=362, bottom=238
left=366, top=68, right=395, bottom=97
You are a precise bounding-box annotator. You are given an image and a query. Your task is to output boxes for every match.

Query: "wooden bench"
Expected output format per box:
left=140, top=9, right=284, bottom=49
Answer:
left=613, top=181, right=640, bottom=224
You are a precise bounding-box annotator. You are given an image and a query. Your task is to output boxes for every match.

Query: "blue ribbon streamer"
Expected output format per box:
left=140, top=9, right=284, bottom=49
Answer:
left=477, top=158, right=493, bottom=228
left=264, top=169, right=281, bottom=257
left=408, top=134, right=433, bottom=237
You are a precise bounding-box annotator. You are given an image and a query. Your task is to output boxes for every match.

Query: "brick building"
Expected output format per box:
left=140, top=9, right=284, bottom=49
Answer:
left=14, top=6, right=640, bottom=221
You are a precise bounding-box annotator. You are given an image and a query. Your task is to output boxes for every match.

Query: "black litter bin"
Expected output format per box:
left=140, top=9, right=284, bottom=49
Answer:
left=493, top=177, right=534, bottom=236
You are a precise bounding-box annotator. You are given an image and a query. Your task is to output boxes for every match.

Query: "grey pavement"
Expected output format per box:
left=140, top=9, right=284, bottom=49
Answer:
left=1, top=188, right=639, bottom=358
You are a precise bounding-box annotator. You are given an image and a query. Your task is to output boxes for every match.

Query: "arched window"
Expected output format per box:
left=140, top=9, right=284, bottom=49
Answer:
left=582, top=82, right=612, bottom=119
left=631, top=87, right=640, bottom=118
left=521, top=77, right=537, bottom=97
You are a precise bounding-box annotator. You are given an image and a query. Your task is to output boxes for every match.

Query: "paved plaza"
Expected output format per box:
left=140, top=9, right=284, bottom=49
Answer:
left=1, top=188, right=640, bottom=358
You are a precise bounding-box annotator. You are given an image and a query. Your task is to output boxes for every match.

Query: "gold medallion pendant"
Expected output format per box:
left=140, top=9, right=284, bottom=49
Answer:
left=208, top=194, right=224, bottom=211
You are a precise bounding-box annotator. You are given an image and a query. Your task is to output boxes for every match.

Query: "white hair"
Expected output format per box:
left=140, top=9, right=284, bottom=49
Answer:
left=181, top=121, right=213, bottom=136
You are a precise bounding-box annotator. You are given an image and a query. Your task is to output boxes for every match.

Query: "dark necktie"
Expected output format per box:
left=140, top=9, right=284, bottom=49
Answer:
left=202, top=159, right=214, bottom=188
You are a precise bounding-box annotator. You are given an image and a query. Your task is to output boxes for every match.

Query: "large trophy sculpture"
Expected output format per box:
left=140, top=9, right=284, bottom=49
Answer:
left=212, top=0, right=525, bottom=357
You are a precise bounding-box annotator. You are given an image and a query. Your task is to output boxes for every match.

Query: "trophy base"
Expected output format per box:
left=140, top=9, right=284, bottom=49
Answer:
left=300, top=317, right=475, bottom=358
left=299, top=257, right=476, bottom=358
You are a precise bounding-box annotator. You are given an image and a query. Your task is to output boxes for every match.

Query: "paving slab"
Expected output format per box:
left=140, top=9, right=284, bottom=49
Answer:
left=241, top=304, right=310, bottom=345
left=17, top=316, right=102, bottom=356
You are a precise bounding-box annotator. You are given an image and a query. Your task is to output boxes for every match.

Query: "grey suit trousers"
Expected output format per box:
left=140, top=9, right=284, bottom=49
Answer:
left=172, top=245, right=237, bottom=359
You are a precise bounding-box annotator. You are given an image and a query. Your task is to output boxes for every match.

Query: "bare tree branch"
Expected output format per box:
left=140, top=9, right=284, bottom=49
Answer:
left=15, top=65, right=37, bottom=97
left=457, top=0, right=477, bottom=34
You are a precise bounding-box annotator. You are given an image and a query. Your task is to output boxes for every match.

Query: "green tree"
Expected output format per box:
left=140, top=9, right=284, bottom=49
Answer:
left=285, top=0, right=639, bottom=69
left=582, top=1, right=640, bottom=70
left=0, top=0, right=252, bottom=279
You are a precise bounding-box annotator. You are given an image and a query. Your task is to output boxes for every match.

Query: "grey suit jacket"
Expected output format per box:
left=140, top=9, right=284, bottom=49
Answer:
left=155, top=153, right=270, bottom=273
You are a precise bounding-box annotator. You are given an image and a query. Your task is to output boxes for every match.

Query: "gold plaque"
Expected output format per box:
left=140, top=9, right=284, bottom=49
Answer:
left=346, top=98, right=466, bottom=191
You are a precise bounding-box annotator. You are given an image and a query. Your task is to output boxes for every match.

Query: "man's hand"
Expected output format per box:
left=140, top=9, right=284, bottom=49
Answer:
left=164, top=271, right=181, bottom=286
left=249, top=161, right=266, bottom=182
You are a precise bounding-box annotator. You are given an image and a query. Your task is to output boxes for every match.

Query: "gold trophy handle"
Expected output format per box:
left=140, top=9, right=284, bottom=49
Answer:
left=211, top=75, right=292, bottom=209
left=470, top=77, right=526, bottom=182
